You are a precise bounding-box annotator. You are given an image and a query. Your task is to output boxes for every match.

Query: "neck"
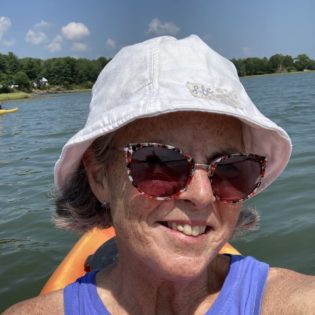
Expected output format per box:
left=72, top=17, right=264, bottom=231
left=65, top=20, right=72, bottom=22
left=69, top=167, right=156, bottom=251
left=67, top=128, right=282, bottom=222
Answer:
left=97, top=252, right=230, bottom=315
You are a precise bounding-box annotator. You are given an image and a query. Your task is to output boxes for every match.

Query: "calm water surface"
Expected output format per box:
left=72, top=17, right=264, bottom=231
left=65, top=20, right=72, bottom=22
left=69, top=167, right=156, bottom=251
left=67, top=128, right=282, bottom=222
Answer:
left=1, top=73, right=315, bottom=311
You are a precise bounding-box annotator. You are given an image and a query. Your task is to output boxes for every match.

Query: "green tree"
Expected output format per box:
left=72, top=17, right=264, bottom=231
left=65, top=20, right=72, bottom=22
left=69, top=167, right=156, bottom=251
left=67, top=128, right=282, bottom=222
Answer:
left=308, top=59, right=315, bottom=70
left=0, top=53, right=8, bottom=73
left=13, top=71, right=31, bottom=92
left=0, top=72, right=10, bottom=92
left=244, top=57, right=272, bottom=75
left=6, top=52, right=20, bottom=74
left=269, top=54, right=297, bottom=72
left=282, top=55, right=295, bottom=71
left=43, top=57, right=80, bottom=87
left=231, top=58, right=246, bottom=76
left=294, top=54, right=312, bottom=71
left=231, top=57, right=272, bottom=76
left=269, top=54, right=285, bottom=72
left=63, top=57, right=79, bottom=86
left=96, top=57, right=108, bottom=70
left=20, top=58, right=44, bottom=81
left=75, top=58, right=97, bottom=85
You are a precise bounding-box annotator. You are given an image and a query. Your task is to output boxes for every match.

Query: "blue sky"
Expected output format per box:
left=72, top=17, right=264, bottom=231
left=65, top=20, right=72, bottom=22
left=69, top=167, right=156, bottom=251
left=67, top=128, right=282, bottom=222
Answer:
left=0, top=0, right=314, bottom=60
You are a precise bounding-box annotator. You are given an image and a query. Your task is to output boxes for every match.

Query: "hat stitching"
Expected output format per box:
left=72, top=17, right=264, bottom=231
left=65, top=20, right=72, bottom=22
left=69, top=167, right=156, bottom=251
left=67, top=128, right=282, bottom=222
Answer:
left=186, top=82, right=242, bottom=109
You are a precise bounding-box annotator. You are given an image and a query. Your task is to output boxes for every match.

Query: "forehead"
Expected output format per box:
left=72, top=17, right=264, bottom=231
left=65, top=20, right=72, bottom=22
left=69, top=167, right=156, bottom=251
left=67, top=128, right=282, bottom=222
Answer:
left=113, top=112, right=243, bottom=152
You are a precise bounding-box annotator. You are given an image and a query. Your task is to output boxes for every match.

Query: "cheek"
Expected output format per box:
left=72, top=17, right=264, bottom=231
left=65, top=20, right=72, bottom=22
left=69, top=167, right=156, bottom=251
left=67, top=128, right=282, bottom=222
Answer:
left=107, top=162, right=159, bottom=228
left=105, top=157, right=132, bottom=220
left=217, top=203, right=242, bottom=230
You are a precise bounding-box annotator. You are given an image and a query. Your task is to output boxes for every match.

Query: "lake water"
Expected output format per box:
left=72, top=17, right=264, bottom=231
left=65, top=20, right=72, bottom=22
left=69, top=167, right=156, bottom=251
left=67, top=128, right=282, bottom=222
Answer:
left=1, top=72, right=315, bottom=311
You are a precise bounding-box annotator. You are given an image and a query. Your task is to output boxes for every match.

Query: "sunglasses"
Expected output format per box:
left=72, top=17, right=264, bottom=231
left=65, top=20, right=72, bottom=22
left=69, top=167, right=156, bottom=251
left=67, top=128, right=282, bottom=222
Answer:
left=121, top=143, right=267, bottom=203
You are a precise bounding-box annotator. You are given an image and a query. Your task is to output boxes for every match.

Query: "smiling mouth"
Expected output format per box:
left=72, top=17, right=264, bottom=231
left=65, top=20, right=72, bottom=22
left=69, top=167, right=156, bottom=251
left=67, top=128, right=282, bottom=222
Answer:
left=159, top=222, right=210, bottom=237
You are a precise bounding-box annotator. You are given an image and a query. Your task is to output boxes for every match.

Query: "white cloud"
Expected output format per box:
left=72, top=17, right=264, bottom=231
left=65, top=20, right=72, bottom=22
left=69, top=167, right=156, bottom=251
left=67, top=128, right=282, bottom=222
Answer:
left=71, top=42, right=88, bottom=51
left=25, top=29, right=47, bottom=45
left=33, top=20, right=50, bottom=30
left=47, top=35, right=63, bottom=52
left=61, top=22, right=90, bottom=41
left=106, top=38, right=116, bottom=49
left=25, top=20, right=50, bottom=45
left=147, top=18, right=180, bottom=36
left=0, top=16, right=12, bottom=40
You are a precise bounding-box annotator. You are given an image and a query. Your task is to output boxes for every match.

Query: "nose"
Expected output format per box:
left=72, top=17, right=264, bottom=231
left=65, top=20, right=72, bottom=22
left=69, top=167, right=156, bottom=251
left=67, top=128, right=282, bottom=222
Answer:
left=178, top=168, right=216, bottom=208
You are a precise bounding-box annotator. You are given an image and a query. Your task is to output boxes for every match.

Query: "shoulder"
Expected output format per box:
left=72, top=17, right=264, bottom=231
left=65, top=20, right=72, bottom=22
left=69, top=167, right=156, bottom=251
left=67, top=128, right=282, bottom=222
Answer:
left=262, top=267, right=315, bottom=315
left=2, top=290, right=64, bottom=315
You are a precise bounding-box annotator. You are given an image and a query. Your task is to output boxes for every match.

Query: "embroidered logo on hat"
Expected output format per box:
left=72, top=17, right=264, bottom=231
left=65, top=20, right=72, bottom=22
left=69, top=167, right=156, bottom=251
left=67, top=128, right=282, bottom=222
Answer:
left=186, top=82, right=242, bottom=109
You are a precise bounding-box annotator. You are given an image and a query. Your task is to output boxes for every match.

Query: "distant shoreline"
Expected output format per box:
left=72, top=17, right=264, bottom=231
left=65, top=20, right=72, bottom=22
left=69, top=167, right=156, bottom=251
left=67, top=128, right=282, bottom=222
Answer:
left=0, top=88, right=91, bottom=102
left=241, top=69, right=315, bottom=79
left=1, top=70, right=314, bottom=102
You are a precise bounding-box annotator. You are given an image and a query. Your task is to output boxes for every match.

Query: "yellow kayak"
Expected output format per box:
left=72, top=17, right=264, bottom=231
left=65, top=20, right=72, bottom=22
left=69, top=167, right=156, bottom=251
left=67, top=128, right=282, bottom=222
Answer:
left=40, top=227, right=240, bottom=295
left=0, top=108, right=18, bottom=115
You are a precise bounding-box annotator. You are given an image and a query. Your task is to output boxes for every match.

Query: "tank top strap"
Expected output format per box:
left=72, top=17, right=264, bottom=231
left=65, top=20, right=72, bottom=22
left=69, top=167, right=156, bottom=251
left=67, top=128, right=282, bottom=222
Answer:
left=205, top=255, right=269, bottom=315
left=64, top=270, right=111, bottom=315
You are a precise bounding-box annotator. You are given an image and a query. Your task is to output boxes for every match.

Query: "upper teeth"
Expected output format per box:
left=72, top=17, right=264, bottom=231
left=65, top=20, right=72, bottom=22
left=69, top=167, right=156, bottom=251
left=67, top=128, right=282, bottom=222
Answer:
left=167, top=223, right=206, bottom=236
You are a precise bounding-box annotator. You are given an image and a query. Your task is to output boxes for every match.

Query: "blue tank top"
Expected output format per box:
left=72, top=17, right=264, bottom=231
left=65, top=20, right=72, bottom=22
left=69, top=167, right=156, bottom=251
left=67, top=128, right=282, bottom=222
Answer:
left=64, top=255, right=269, bottom=315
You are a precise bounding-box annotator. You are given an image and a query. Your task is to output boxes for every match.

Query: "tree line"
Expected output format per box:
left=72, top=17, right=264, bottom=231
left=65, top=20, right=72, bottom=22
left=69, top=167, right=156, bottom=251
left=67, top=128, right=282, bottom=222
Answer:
left=0, top=52, right=315, bottom=93
left=231, top=53, right=315, bottom=77
left=0, top=52, right=109, bottom=93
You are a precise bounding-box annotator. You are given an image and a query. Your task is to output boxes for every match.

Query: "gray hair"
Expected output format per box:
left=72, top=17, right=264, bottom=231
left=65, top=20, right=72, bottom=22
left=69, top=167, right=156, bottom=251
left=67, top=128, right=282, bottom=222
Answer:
left=54, top=134, right=113, bottom=232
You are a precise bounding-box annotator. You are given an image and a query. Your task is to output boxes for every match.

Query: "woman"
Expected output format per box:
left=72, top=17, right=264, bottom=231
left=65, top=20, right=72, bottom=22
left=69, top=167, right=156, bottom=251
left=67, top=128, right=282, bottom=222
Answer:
left=4, top=35, right=314, bottom=314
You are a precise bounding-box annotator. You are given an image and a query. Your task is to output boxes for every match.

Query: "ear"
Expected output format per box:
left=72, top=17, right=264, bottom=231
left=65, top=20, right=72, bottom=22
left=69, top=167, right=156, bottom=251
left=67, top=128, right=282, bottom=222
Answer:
left=83, top=148, right=110, bottom=203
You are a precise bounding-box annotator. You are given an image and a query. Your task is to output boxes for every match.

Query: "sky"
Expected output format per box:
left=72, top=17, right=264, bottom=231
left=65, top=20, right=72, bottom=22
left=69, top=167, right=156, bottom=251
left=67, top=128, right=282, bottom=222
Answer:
left=0, top=0, right=314, bottom=61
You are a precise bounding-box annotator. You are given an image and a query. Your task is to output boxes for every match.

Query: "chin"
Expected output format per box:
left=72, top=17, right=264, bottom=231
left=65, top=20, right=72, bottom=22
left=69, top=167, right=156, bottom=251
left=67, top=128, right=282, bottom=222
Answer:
left=148, top=254, right=211, bottom=282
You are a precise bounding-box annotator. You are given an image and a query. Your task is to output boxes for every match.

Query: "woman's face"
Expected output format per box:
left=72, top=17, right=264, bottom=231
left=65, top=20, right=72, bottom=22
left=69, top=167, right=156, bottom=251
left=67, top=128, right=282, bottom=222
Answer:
left=99, top=112, right=244, bottom=280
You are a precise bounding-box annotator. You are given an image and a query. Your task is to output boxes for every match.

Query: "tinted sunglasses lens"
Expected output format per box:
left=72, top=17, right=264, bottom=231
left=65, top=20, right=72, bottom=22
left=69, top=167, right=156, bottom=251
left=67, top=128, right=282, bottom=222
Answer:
left=211, top=156, right=262, bottom=202
left=129, top=146, right=191, bottom=197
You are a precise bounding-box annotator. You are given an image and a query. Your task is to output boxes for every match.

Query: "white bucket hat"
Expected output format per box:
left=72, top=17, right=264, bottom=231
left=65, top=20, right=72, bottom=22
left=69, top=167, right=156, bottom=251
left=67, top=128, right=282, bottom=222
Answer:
left=54, top=34, right=292, bottom=195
